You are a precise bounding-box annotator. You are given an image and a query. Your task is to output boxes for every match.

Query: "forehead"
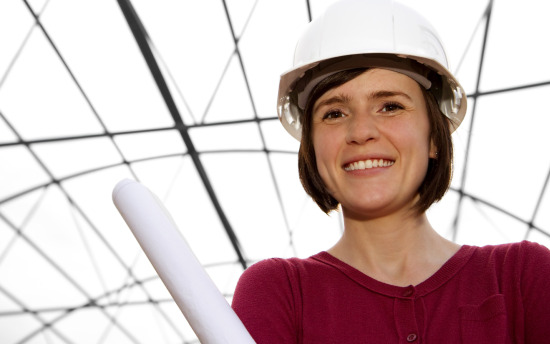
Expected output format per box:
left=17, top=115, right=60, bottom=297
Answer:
left=317, top=68, right=424, bottom=102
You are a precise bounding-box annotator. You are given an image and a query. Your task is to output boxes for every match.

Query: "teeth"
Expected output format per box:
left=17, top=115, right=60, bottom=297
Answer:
left=344, top=159, right=394, bottom=171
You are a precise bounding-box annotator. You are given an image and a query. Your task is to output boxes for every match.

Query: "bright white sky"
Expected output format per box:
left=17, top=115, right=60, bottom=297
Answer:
left=0, top=0, right=549, bottom=343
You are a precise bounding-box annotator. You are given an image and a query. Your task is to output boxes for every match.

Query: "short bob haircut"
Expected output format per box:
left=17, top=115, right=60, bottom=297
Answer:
left=297, top=68, right=454, bottom=215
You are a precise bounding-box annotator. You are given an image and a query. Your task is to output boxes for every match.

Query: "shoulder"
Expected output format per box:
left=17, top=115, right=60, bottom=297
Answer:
left=459, top=241, right=550, bottom=286
left=231, top=256, right=322, bottom=343
left=232, top=255, right=320, bottom=302
left=237, top=253, right=331, bottom=286
left=238, top=257, right=308, bottom=284
left=516, top=240, right=550, bottom=259
left=481, top=241, right=550, bottom=341
left=231, top=259, right=294, bottom=319
left=233, top=259, right=287, bottom=297
left=473, top=240, right=550, bottom=263
left=471, top=241, right=550, bottom=289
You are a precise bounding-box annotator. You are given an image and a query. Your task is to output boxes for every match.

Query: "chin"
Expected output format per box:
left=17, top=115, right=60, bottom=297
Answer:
left=340, top=197, right=418, bottom=220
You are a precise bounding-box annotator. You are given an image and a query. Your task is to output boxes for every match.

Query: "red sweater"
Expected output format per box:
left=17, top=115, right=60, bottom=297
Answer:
left=232, top=241, right=550, bottom=343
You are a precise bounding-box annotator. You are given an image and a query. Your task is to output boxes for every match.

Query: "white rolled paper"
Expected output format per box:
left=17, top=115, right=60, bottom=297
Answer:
left=112, top=179, right=255, bottom=344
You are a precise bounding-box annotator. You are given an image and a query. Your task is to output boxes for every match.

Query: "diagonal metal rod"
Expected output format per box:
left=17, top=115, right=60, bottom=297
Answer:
left=0, top=116, right=280, bottom=148
left=0, top=212, right=143, bottom=344
left=306, top=0, right=312, bottom=22
left=220, top=0, right=296, bottom=254
left=0, top=285, right=74, bottom=344
left=452, top=0, right=493, bottom=241
left=9, top=4, right=197, bottom=340
left=524, top=166, right=550, bottom=239
left=117, top=0, right=247, bottom=269
left=20, top=0, right=139, bottom=183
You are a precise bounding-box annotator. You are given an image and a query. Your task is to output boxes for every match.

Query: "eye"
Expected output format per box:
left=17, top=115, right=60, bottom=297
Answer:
left=322, top=110, right=346, bottom=120
left=380, top=102, right=404, bottom=113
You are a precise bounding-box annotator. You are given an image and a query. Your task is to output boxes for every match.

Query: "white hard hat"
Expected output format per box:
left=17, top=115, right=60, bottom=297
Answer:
left=277, top=0, right=467, bottom=140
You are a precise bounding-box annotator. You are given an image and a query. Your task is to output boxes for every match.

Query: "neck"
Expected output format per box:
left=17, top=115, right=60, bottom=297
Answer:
left=327, top=208, right=459, bottom=287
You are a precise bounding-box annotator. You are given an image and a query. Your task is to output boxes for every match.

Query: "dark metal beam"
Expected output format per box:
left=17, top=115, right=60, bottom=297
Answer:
left=117, top=0, right=248, bottom=269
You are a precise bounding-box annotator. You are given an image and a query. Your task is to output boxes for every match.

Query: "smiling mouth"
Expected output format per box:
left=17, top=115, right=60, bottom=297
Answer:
left=344, top=159, right=395, bottom=171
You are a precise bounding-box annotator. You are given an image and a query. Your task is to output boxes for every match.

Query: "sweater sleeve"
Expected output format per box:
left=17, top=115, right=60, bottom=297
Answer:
left=520, top=241, right=550, bottom=343
left=232, top=259, right=299, bottom=344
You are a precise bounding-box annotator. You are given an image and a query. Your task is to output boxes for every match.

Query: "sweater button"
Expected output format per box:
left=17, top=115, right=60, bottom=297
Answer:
left=406, top=333, right=417, bottom=342
left=402, top=286, right=414, bottom=297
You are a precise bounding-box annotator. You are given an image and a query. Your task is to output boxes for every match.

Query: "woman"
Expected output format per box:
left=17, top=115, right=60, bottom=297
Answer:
left=232, top=0, right=550, bottom=342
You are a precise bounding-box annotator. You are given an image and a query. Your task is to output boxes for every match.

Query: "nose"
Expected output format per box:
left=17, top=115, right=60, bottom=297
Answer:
left=346, top=112, right=380, bottom=145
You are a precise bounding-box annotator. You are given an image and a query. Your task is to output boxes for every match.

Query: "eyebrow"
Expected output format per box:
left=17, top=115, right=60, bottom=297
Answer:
left=313, top=94, right=352, bottom=114
left=313, top=90, right=413, bottom=114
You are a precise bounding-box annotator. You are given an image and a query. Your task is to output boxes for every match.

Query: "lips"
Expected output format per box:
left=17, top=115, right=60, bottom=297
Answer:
left=344, top=159, right=395, bottom=171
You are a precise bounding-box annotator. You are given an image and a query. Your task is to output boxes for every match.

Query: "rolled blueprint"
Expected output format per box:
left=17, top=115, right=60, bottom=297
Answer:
left=112, top=179, right=255, bottom=344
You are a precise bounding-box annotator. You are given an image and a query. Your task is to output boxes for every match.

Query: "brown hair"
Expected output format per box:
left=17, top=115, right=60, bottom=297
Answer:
left=297, top=68, right=454, bottom=214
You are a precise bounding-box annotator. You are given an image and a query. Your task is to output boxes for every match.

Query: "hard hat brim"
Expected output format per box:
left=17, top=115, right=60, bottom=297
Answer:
left=277, top=53, right=467, bottom=141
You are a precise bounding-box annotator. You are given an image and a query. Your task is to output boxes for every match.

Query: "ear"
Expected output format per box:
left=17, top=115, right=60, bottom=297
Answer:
left=429, top=139, right=438, bottom=159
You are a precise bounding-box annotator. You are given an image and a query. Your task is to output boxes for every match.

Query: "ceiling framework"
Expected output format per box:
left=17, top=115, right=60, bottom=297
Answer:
left=0, top=0, right=549, bottom=343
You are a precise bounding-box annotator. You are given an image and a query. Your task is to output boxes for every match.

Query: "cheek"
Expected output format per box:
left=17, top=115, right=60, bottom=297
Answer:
left=406, top=126, right=433, bottom=178
left=392, top=114, right=431, bottom=152
left=312, top=128, right=337, bottom=168
left=311, top=127, right=325, bottom=165
left=313, top=141, right=330, bottom=179
left=312, top=131, right=338, bottom=189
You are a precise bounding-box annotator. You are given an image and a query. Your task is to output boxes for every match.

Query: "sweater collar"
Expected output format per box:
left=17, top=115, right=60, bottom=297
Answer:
left=311, top=245, right=477, bottom=298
